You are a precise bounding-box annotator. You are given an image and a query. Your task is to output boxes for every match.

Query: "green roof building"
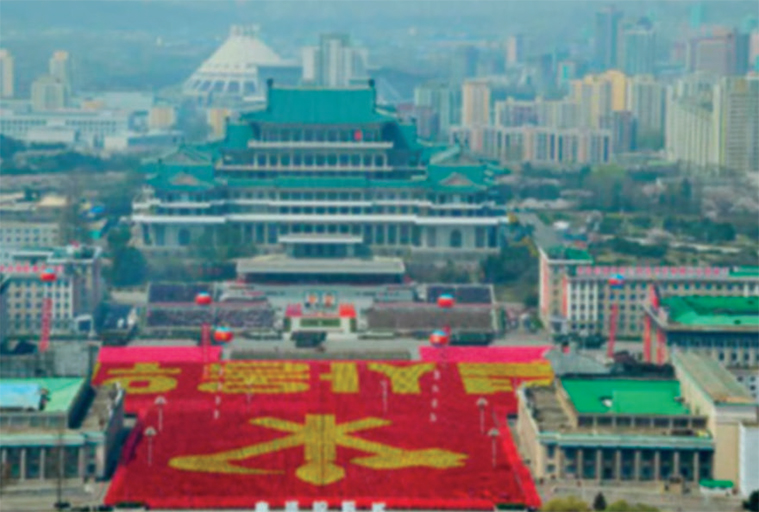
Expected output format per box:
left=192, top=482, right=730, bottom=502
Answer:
left=518, top=375, right=716, bottom=485
left=645, top=295, right=759, bottom=368
left=132, top=83, right=512, bottom=260
left=0, top=378, right=125, bottom=487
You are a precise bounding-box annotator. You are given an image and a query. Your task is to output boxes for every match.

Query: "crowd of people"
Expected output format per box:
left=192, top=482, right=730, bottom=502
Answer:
left=148, top=283, right=214, bottom=304
left=366, top=305, right=495, bottom=332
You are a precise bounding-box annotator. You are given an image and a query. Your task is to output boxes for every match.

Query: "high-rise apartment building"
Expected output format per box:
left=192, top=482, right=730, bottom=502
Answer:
left=460, top=80, right=491, bottom=153
left=627, top=75, right=666, bottom=136
left=30, top=75, right=67, bottom=112
left=572, top=76, right=612, bottom=129
left=461, top=80, right=491, bottom=128
left=461, top=125, right=612, bottom=165
left=413, top=81, right=456, bottom=139
left=687, top=29, right=741, bottom=76
left=595, top=6, right=623, bottom=70
left=601, top=110, right=637, bottom=155
left=494, top=97, right=579, bottom=130
left=666, top=75, right=759, bottom=174
left=0, top=49, right=14, bottom=98
left=713, top=76, right=759, bottom=174
left=49, top=50, right=72, bottom=93
left=571, top=70, right=629, bottom=129
left=302, top=34, right=368, bottom=87
left=622, top=21, right=656, bottom=76
left=505, top=34, right=525, bottom=67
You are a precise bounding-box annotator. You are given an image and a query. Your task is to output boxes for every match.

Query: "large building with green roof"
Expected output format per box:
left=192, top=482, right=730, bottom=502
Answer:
left=132, top=83, right=511, bottom=257
left=644, top=295, right=759, bottom=378
left=0, top=377, right=125, bottom=487
left=518, top=355, right=759, bottom=494
left=517, top=375, right=715, bottom=484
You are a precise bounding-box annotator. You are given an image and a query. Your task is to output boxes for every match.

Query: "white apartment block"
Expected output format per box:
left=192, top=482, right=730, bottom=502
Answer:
left=455, top=125, right=612, bottom=166
left=0, top=246, right=104, bottom=336
left=0, top=110, right=130, bottom=147
left=666, top=75, right=759, bottom=174
left=0, top=221, right=60, bottom=249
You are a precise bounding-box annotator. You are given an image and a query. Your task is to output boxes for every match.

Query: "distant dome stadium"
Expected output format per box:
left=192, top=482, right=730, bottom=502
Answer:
left=183, top=25, right=299, bottom=103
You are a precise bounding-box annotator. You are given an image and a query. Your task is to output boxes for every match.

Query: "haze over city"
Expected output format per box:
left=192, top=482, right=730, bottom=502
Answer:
left=0, top=1, right=758, bottom=512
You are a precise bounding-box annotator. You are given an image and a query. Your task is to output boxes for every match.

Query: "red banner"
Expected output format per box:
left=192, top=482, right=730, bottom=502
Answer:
left=96, top=361, right=546, bottom=510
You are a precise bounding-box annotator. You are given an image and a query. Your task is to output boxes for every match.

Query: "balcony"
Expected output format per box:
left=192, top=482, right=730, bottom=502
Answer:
left=246, top=140, right=393, bottom=149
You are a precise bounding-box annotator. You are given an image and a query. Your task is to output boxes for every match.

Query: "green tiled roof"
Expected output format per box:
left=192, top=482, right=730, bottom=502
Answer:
left=729, top=266, right=759, bottom=278
left=0, top=378, right=84, bottom=413
left=148, top=164, right=216, bottom=192
left=226, top=123, right=253, bottom=150
left=545, top=245, right=594, bottom=262
left=242, top=86, right=394, bottom=125
left=227, top=177, right=422, bottom=190
left=562, top=378, right=689, bottom=416
left=662, top=296, right=759, bottom=328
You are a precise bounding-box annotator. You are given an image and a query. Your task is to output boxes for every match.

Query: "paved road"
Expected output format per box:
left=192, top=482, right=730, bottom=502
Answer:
left=518, top=211, right=561, bottom=249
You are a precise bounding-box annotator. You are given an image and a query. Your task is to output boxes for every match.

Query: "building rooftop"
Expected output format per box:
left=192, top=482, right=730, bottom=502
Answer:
left=662, top=296, right=759, bottom=328
left=242, top=85, right=394, bottom=125
left=237, top=254, right=406, bottom=275
left=729, top=266, right=759, bottom=278
left=0, top=378, right=83, bottom=413
left=673, top=352, right=755, bottom=405
left=544, top=245, right=593, bottom=262
left=561, top=378, right=690, bottom=416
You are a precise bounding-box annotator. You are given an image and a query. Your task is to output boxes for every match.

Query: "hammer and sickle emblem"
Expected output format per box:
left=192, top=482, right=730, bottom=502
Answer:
left=169, top=414, right=467, bottom=485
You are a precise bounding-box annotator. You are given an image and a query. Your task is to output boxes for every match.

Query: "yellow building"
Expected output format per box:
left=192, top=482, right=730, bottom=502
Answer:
left=206, top=108, right=230, bottom=139
left=571, top=70, right=629, bottom=128
left=149, top=106, right=177, bottom=130
left=80, top=100, right=105, bottom=111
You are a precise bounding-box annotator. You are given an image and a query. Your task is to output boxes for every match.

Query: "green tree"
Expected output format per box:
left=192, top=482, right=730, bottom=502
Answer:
left=605, top=500, right=660, bottom=512
left=523, top=291, right=539, bottom=309
left=481, top=244, right=536, bottom=284
left=593, top=492, right=607, bottom=511
left=745, top=490, right=759, bottom=512
left=107, top=226, right=147, bottom=287
left=541, top=496, right=591, bottom=511
left=192, top=226, right=257, bottom=263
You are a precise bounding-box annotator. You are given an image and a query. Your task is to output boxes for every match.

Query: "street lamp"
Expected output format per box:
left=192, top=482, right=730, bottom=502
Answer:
left=155, top=396, right=167, bottom=432
left=477, top=397, right=489, bottom=434
left=145, top=426, right=157, bottom=467
left=488, top=428, right=500, bottom=468
left=380, top=380, right=388, bottom=415
left=195, top=292, right=213, bottom=378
